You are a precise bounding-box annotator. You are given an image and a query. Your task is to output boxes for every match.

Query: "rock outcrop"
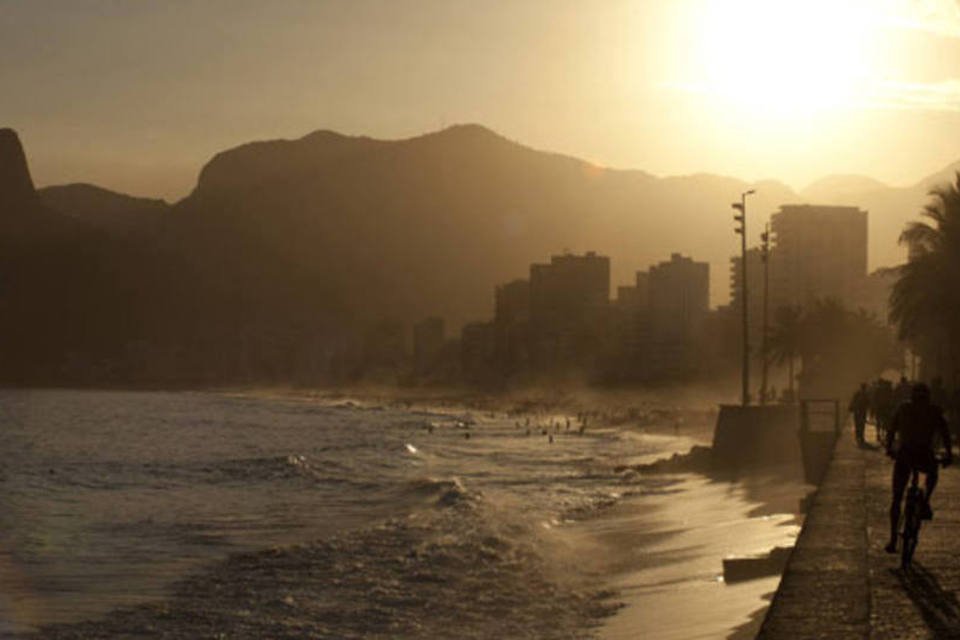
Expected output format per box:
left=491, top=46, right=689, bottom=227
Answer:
left=0, top=127, right=39, bottom=212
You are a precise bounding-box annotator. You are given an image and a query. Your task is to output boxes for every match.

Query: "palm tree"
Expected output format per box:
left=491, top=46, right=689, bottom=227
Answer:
left=770, top=299, right=898, bottom=400
left=890, top=173, right=960, bottom=377
left=768, top=304, right=803, bottom=398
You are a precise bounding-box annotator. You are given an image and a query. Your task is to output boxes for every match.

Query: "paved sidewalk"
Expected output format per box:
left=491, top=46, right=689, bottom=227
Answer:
left=758, top=430, right=960, bottom=639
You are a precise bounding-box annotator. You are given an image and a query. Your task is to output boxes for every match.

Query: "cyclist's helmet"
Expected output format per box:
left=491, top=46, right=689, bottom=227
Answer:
left=912, top=383, right=931, bottom=404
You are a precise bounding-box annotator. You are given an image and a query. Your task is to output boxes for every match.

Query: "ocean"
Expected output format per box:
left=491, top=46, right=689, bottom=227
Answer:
left=0, top=389, right=804, bottom=638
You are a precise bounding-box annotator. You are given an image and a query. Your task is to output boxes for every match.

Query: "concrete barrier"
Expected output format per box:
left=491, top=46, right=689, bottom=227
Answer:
left=712, top=404, right=800, bottom=470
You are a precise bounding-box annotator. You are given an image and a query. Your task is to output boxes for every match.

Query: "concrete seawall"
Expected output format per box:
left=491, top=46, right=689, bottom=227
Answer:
left=711, top=402, right=837, bottom=484
left=757, top=431, right=869, bottom=638
left=712, top=405, right=801, bottom=471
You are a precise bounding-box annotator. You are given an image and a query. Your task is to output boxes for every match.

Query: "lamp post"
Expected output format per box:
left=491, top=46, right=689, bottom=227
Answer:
left=732, top=189, right=755, bottom=407
left=760, top=223, right=770, bottom=406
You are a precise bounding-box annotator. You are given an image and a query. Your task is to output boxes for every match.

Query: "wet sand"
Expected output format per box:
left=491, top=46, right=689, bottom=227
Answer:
left=588, top=475, right=806, bottom=640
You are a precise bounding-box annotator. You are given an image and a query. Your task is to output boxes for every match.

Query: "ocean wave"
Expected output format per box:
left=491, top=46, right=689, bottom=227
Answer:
left=198, top=454, right=355, bottom=485
left=29, top=497, right=621, bottom=640
left=402, top=476, right=477, bottom=509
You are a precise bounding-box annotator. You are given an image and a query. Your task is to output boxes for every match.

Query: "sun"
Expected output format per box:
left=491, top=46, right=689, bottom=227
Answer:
left=679, top=0, right=884, bottom=119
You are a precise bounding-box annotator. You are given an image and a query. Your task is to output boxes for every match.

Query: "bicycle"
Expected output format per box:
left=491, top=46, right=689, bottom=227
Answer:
left=898, top=457, right=946, bottom=570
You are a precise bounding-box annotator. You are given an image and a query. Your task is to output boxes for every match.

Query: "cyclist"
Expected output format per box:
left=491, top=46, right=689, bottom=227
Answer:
left=884, top=382, right=953, bottom=553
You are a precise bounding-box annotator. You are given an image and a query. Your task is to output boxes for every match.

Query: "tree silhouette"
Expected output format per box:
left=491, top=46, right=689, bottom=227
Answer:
left=891, top=173, right=960, bottom=378
left=768, top=304, right=803, bottom=397
left=768, top=298, right=899, bottom=398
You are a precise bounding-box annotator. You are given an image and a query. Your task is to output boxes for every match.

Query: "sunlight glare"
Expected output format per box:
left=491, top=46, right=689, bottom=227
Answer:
left=683, top=0, right=883, bottom=119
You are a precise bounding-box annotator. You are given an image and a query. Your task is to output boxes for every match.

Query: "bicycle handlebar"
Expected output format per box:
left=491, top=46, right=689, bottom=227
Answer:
left=884, top=449, right=953, bottom=467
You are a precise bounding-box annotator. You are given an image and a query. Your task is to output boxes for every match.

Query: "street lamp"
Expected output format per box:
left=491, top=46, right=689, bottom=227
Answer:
left=760, top=223, right=770, bottom=406
left=732, top=189, right=755, bottom=407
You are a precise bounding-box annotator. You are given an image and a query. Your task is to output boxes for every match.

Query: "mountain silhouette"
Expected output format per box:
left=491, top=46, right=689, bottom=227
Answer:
left=0, top=128, right=38, bottom=209
left=39, top=183, right=168, bottom=236
left=171, top=124, right=800, bottom=325
left=0, top=128, right=91, bottom=239
left=798, top=163, right=960, bottom=262
left=173, top=124, right=955, bottom=322
left=801, top=174, right=889, bottom=201
left=1, top=123, right=956, bottom=384
left=0, top=130, right=143, bottom=383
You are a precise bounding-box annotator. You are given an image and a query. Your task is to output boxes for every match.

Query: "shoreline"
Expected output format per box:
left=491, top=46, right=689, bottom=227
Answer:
left=231, top=384, right=724, bottom=441
left=13, top=386, right=802, bottom=639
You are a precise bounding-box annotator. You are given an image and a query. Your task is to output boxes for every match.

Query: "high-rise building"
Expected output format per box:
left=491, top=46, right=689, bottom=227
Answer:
left=769, top=204, right=868, bottom=310
left=609, top=270, right=652, bottom=379
left=493, top=279, right=531, bottom=373
left=729, top=247, right=767, bottom=346
left=528, top=251, right=610, bottom=369
left=645, top=253, right=709, bottom=378
left=495, top=279, right=530, bottom=325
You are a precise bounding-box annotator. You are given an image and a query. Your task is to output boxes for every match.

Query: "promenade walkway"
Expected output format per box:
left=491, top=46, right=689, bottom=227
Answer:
left=758, top=429, right=960, bottom=639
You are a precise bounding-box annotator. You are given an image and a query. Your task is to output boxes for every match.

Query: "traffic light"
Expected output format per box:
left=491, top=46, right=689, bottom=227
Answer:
left=732, top=202, right=745, bottom=234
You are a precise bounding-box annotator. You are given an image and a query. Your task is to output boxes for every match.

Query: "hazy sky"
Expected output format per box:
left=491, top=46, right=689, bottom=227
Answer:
left=4, top=0, right=960, bottom=201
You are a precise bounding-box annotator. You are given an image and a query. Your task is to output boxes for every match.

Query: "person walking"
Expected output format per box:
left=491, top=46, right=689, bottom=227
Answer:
left=873, top=378, right=895, bottom=444
left=894, top=376, right=912, bottom=409
left=849, top=382, right=870, bottom=445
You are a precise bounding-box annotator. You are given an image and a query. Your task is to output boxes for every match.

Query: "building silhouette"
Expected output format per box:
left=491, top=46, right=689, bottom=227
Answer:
left=458, top=249, right=719, bottom=384
left=611, top=270, right=651, bottom=376
left=645, top=253, right=710, bottom=378
left=528, top=251, right=610, bottom=370
left=729, top=246, right=766, bottom=346
left=769, top=204, right=868, bottom=310
left=728, top=204, right=872, bottom=349
left=493, top=279, right=530, bottom=375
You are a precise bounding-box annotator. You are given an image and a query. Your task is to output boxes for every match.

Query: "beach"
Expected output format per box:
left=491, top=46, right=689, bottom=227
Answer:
left=0, top=388, right=807, bottom=638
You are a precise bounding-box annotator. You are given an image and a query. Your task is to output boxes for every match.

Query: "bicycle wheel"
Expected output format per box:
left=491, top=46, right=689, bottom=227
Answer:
left=901, top=491, right=922, bottom=569
left=901, top=527, right=918, bottom=569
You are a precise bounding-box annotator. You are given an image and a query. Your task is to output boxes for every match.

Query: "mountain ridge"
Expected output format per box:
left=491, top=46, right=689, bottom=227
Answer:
left=39, top=183, right=168, bottom=235
left=0, top=124, right=957, bottom=384
left=12, top=123, right=960, bottom=315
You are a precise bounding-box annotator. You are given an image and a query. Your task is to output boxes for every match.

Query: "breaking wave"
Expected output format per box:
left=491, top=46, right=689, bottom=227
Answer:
left=31, top=475, right=622, bottom=639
